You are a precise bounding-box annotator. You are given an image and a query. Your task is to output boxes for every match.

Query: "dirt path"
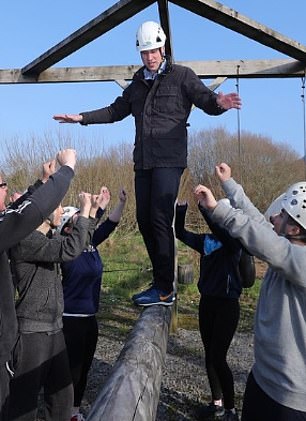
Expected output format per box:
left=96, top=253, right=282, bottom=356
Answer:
left=83, top=327, right=254, bottom=420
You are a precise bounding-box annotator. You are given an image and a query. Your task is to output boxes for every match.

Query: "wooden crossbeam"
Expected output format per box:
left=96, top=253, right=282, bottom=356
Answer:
left=21, top=0, right=155, bottom=76
left=17, top=0, right=306, bottom=82
left=172, top=0, right=306, bottom=63
left=1, top=59, right=304, bottom=85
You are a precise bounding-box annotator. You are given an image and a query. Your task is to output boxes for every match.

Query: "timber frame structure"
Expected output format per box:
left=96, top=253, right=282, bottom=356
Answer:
left=1, top=0, right=306, bottom=87
left=2, top=3, right=306, bottom=419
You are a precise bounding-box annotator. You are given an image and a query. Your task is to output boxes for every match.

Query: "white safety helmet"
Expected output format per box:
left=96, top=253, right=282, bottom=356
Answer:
left=58, top=206, right=79, bottom=233
left=264, top=193, right=285, bottom=222
left=281, top=182, right=306, bottom=230
left=136, top=21, right=166, bottom=52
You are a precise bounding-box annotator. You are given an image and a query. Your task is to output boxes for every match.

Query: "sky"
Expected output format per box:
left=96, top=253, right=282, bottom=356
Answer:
left=1, top=0, right=306, bottom=157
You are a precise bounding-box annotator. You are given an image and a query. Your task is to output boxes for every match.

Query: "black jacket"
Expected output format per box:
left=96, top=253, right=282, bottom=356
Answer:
left=0, top=166, right=74, bottom=363
left=175, top=203, right=242, bottom=299
left=80, top=63, right=225, bottom=170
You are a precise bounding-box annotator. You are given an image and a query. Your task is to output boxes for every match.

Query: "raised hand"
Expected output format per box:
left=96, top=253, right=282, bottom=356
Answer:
left=119, top=188, right=127, bottom=203
left=215, top=163, right=232, bottom=182
left=78, top=192, right=92, bottom=217
left=98, top=186, right=111, bottom=210
left=194, top=184, right=218, bottom=210
left=41, top=160, right=56, bottom=183
left=56, top=149, right=77, bottom=170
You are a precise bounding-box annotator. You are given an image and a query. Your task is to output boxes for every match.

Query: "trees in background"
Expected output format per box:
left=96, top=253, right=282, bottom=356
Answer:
left=182, top=127, right=304, bottom=231
left=1, top=127, right=304, bottom=234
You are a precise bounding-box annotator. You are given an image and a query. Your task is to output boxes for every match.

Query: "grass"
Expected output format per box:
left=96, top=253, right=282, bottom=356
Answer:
left=98, top=231, right=261, bottom=337
left=90, top=232, right=261, bottom=418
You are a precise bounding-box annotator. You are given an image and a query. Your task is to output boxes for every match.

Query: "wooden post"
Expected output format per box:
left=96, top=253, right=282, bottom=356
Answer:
left=170, top=235, right=178, bottom=333
left=87, top=305, right=172, bottom=421
left=177, top=264, right=194, bottom=284
left=170, top=291, right=178, bottom=333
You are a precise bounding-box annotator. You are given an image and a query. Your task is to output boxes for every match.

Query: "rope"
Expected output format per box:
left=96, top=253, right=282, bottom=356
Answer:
left=236, top=65, right=242, bottom=182
left=301, top=73, right=306, bottom=179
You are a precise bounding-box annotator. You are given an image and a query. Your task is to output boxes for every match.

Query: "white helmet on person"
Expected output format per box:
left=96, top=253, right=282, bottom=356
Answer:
left=281, top=181, right=306, bottom=230
left=264, top=193, right=285, bottom=222
left=136, top=21, right=166, bottom=52
left=57, top=206, right=79, bottom=233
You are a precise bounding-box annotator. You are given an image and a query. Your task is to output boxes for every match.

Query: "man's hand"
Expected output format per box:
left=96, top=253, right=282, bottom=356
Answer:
left=41, top=160, right=56, bottom=183
left=119, top=188, right=127, bottom=204
left=53, top=114, right=83, bottom=124
left=78, top=192, right=92, bottom=217
left=90, top=194, right=99, bottom=211
left=194, top=184, right=218, bottom=210
left=56, top=149, right=77, bottom=170
left=215, top=163, right=231, bottom=182
left=216, top=92, right=241, bottom=110
left=98, top=186, right=111, bottom=210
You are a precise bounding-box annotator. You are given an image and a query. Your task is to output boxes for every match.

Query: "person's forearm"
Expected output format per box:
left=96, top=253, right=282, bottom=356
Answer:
left=31, top=166, right=74, bottom=218
left=222, top=178, right=267, bottom=225
left=0, top=166, right=74, bottom=252
left=80, top=107, right=114, bottom=125
left=109, top=202, right=125, bottom=223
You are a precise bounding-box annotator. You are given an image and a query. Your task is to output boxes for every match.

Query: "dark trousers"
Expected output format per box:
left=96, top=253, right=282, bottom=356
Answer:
left=135, top=167, right=183, bottom=293
left=63, top=316, right=98, bottom=407
left=241, top=371, right=306, bottom=421
left=8, top=331, right=73, bottom=421
left=0, top=363, right=12, bottom=421
left=199, top=295, right=240, bottom=410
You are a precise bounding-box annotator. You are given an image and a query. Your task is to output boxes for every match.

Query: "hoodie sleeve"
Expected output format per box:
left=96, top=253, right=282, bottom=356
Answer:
left=92, top=218, right=118, bottom=247
left=11, top=216, right=94, bottom=263
left=175, top=204, right=204, bottom=254
left=0, top=166, right=74, bottom=253
left=222, top=177, right=270, bottom=226
left=199, top=204, right=241, bottom=254
left=211, top=200, right=306, bottom=287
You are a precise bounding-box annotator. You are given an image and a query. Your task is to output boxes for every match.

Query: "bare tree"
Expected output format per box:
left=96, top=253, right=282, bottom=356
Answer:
left=2, top=127, right=304, bottom=234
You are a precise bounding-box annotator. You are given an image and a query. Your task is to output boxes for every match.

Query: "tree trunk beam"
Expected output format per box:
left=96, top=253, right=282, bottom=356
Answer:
left=21, top=0, right=155, bottom=76
left=87, top=305, right=172, bottom=421
left=172, top=0, right=306, bottom=63
left=0, top=59, right=304, bottom=85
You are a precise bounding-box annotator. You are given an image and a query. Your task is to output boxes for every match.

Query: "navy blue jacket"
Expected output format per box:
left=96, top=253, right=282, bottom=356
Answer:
left=175, top=203, right=242, bottom=299
left=61, top=210, right=118, bottom=315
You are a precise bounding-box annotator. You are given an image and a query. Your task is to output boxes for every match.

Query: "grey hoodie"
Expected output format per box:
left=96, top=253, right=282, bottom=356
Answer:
left=10, top=216, right=96, bottom=333
left=210, top=177, right=306, bottom=412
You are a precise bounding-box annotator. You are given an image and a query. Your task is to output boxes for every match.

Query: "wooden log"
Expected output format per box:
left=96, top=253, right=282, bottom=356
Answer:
left=87, top=305, right=172, bottom=421
left=178, top=264, right=194, bottom=284
left=0, top=59, right=304, bottom=85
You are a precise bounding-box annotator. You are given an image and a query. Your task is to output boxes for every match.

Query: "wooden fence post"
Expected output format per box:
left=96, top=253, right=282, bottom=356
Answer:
left=177, top=264, right=194, bottom=284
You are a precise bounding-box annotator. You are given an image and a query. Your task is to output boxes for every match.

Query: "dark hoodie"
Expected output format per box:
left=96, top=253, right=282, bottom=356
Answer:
left=0, top=165, right=74, bottom=363
left=175, top=203, right=243, bottom=299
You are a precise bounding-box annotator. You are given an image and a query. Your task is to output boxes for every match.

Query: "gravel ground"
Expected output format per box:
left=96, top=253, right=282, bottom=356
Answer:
left=82, top=323, right=254, bottom=420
